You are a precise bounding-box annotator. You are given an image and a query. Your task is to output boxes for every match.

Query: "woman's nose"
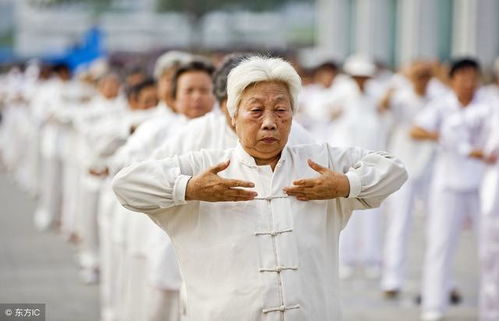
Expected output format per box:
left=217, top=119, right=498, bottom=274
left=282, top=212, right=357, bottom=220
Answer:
left=261, top=111, right=277, bottom=130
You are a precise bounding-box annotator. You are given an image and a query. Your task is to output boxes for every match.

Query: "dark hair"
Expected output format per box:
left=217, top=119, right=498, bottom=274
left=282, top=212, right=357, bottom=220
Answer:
left=212, top=53, right=253, bottom=104
left=52, top=63, right=71, bottom=78
left=449, top=58, right=481, bottom=78
left=315, top=61, right=339, bottom=73
left=171, top=60, right=215, bottom=99
left=126, top=78, right=156, bottom=100
left=125, top=65, right=146, bottom=78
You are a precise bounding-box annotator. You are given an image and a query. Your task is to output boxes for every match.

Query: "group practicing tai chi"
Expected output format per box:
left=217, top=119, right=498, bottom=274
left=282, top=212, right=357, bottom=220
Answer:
left=0, top=50, right=498, bottom=321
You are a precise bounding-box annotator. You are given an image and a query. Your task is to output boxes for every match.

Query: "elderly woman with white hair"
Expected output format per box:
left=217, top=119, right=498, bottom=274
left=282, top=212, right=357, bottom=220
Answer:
left=112, top=56, right=407, bottom=320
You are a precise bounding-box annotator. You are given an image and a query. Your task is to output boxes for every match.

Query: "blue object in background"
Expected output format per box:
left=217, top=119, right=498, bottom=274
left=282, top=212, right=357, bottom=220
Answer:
left=44, top=26, right=105, bottom=71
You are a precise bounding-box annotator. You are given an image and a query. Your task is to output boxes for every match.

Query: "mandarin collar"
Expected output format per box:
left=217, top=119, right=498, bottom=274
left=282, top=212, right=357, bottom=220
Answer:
left=234, top=141, right=289, bottom=169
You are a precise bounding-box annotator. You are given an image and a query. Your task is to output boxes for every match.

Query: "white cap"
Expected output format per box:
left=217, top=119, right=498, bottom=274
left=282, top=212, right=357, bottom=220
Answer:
left=343, top=54, right=376, bottom=77
left=153, top=51, right=193, bottom=80
left=87, top=58, right=109, bottom=80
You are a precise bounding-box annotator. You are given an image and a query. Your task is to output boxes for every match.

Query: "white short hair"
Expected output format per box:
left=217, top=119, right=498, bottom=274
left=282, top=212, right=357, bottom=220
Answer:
left=226, top=56, right=302, bottom=119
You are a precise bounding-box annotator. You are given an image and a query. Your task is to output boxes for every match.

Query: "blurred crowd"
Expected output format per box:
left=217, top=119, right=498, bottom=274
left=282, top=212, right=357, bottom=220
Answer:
left=0, top=51, right=498, bottom=321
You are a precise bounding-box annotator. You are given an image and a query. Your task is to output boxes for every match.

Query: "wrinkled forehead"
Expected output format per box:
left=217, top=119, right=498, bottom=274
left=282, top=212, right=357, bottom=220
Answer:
left=240, top=81, right=291, bottom=105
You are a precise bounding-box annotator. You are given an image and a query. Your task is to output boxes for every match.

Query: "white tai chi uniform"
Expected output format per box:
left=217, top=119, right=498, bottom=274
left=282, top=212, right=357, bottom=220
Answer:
left=100, top=104, right=185, bottom=321
left=416, top=93, right=490, bottom=318
left=148, top=112, right=315, bottom=320
left=332, top=82, right=390, bottom=273
left=472, top=91, right=499, bottom=321
left=381, top=88, right=435, bottom=291
left=74, top=95, right=126, bottom=278
left=476, top=98, right=499, bottom=321
left=112, top=143, right=407, bottom=321
left=33, top=78, right=71, bottom=231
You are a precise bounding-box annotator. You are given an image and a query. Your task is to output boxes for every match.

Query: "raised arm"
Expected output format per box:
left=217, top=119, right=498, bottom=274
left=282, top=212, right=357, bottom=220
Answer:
left=334, top=147, right=408, bottom=209
left=112, top=155, right=194, bottom=214
left=284, top=145, right=407, bottom=209
left=112, top=152, right=256, bottom=215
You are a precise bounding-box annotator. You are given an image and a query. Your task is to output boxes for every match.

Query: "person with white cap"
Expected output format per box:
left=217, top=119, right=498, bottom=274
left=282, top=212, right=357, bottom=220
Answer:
left=334, top=54, right=390, bottom=279
left=380, top=60, right=437, bottom=297
left=111, top=56, right=407, bottom=321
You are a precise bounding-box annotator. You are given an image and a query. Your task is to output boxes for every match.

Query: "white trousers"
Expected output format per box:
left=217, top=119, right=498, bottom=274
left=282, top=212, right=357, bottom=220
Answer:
left=479, top=213, right=499, bottom=321
left=99, top=186, right=121, bottom=321
left=60, top=159, right=80, bottom=239
left=77, top=173, right=102, bottom=271
left=121, top=254, right=148, bottom=321
left=382, top=172, right=430, bottom=290
left=421, top=187, right=479, bottom=315
left=340, top=207, right=382, bottom=267
left=99, top=205, right=126, bottom=321
left=34, top=155, right=63, bottom=231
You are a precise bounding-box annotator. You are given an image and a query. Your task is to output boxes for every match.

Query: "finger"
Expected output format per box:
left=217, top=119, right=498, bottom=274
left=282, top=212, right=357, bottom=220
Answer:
left=283, top=186, right=309, bottom=195
left=307, top=159, right=327, bottom=174
left=219, top=191, right=257, bottom=202
left=291, top=178, right=316, bottom=187
left=224, top=178, right=255, bottom=188
left=221, top=196, right=256, bottom=202
left=209, top=160, right=230, bottom=174
left=227, top=188, right=258, bottom=198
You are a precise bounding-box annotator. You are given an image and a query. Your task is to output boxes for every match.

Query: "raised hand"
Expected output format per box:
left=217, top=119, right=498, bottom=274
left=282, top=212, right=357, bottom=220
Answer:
left=283, top=159, right=350, bottom=201
left=185, top=160, right=257, bottom=202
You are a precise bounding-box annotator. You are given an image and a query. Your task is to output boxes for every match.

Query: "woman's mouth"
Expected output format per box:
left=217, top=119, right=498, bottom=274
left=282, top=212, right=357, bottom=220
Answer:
left=261, top=137, right=278, bottom=143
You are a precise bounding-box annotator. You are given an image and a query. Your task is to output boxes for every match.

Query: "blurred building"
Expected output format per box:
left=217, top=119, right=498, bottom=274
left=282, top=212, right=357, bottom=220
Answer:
left=316, top=0, right=499, bottom=68
left=3, top=0, right=499, bottom=69
left=11, top=0, right=314, bottom=58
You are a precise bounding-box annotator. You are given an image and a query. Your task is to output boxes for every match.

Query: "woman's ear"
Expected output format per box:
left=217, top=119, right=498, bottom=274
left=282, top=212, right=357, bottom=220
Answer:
left=231, top=116, right=237, bottom=130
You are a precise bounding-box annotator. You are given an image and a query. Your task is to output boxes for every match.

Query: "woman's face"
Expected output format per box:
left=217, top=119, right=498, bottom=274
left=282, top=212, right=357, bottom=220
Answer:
left=234, top=81, right=292, bottom=164
left=174, top=71, right=215, bottom=119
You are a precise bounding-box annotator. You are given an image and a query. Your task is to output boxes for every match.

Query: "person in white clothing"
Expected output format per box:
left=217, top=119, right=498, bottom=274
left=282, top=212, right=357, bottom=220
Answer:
left=411, top=58, right=489, bottom=321
left=97, top=53, right=193, bottom=321
left=112, top=56, right=408, bottom=321
left=33, top=63, right=72, bottom=231
left=76, top=72, right=125, bottom=284
left=380, top=61, right=436, bottom=297
left=147, top=54, right=317, bottom=321
left=478, top=105, right=499, bottom=321
left=101, top=57, right=216, bottom=321
left=335, top=54, right=389, bottom=279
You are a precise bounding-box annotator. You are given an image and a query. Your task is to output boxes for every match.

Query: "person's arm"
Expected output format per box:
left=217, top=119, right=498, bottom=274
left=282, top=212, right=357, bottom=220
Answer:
left=411, top=99, right=441, bottom=141
left=283, top=146, right=408, bottom=209
left=335, top=147, right=408, bottom=209
left=409, top=126, right=439, bottom=141
left=112, top=154, right=198, bottom=214
left=112, top=152, right=256, bottom=215
left=377, top=88, right=395, bottom=113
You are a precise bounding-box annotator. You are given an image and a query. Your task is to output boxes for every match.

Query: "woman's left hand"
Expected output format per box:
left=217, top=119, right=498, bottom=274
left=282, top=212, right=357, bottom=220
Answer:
left=283, top=159, right=350, bottom=201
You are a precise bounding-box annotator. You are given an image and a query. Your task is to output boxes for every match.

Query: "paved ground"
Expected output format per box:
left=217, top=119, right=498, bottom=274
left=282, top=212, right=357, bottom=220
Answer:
left=0, top=174, right=100, bottom=321
left=0, top=173, right=479, bottom=321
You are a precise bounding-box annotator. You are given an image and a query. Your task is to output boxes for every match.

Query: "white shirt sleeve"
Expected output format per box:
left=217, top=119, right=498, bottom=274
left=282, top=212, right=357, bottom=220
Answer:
left=112, top=152, right=204, bottom=214
left=414, top=101, right=442, bottom=132
left=328, top=145, right=408, bottom=210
